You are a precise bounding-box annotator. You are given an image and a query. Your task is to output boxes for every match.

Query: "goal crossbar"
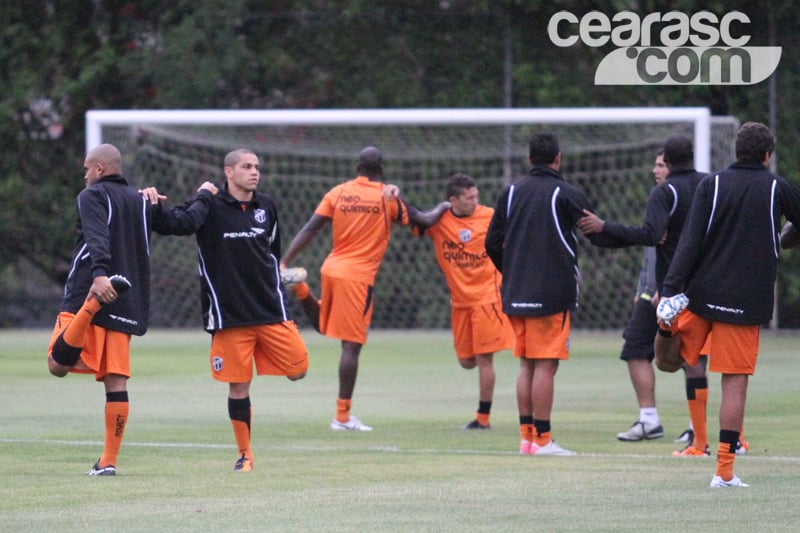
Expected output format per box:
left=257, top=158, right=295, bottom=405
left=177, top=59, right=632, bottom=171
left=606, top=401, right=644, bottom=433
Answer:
left=86, top=107, right=712, bottom=171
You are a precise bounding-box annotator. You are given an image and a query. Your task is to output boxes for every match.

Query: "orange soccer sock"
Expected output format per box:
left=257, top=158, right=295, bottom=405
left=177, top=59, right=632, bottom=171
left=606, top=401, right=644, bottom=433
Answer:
left=51, top=298, right=103, bottom=367
left=63, top=298, right=102, bottom=347
left=228, top=397, right=253, bottom=459
left=292, top=282, right=310, bottom=300
left=294, top=284, right=321, bottom=332
left=519, top=415, right=534, bottom=442
left=475, top=401, right=492, bottom=427
left=100, top=392, right=129, bottom=467
left=686, top=377, right=708, bottom=450
left=716, top=429, right=740, bottom=481
left=336, top=398, right=352, bottom=423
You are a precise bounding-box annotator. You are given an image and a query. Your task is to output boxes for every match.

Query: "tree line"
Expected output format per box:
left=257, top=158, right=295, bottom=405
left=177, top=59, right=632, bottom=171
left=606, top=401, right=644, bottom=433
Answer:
left=3, top=0, right=799, bottom=326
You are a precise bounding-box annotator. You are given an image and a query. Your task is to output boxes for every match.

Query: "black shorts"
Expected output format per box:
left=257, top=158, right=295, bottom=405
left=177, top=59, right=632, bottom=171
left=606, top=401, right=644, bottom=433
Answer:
left=620, top=298, right=658, bottom=362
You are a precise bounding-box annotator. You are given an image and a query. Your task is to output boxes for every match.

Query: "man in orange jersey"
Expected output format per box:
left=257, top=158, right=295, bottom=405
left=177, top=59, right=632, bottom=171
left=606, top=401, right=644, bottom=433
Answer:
left=414, top=173, right=512, bottom=430
left=280, top=146, right=450, bottom=431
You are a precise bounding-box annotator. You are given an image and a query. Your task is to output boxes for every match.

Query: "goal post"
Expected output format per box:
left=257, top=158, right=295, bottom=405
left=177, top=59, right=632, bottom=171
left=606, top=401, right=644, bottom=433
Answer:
left=86, top=107, right=734, bottom=330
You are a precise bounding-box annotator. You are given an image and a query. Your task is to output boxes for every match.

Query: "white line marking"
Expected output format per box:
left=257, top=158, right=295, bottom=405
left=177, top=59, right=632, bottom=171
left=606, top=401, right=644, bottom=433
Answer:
left=2, top=437, right=799, bottom=462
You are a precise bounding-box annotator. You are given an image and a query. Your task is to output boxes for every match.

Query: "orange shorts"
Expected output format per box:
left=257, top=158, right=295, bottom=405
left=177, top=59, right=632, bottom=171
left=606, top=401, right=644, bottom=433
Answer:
left=209, top=321, right=308, bottom=383
left=509, top=311, right=570, bottom=360
left=451, top=303, right=513, bottom=358
left=47, top=312, right=131, bottom=381
left=674, top=310, right=759, bottom=374
left=319, top=273, right=374, bottom=344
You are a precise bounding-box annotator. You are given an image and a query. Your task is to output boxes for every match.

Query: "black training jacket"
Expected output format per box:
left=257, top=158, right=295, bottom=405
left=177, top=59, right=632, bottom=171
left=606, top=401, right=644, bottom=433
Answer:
left=60, top=175, right=151, bottom=335
left=485, top=165, right=616, bottom=317
left=169, top=183, right=291, bottom=331
left=600, top=168, right=705, bottom=289
left=61, top=174, right=212, bottom=336
left=61, top=175, right=151, bottom=334
left=662, top=163, right=800, bottom=324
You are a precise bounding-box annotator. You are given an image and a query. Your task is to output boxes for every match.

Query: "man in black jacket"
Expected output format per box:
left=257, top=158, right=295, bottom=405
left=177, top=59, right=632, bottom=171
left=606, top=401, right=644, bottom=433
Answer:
left=576, top=137, right=716, bottom=456
left=47, top=143, right=211, bottom=476
left=153, top=148, right=309, bottom=472
left=657, top=122, right=800, bottom=488
left=485, top=133, right=613, bottom=456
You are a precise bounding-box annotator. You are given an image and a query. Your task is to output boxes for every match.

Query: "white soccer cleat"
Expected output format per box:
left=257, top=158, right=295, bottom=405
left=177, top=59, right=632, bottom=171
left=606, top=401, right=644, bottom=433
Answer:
left=280, top=267, right=307, bottom=288
left=330, top=415, right=373, bottom=432
left=710, top=475, right=750, bottom=488
left=530, top=440, right=576, bottom=456
left=616, top=420, right=664, bottom=441
left=656, top=293, right=689, bottom=326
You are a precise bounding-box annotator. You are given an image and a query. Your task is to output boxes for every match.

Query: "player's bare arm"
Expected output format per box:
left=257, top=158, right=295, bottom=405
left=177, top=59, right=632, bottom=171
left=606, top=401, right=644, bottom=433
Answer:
left=281, top=213, right=330, bottom=267
left=407, top=200, right=451, bottom=229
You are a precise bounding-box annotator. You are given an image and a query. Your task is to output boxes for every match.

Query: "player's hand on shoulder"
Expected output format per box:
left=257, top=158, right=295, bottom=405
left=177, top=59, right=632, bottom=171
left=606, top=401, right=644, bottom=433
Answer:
left=198, top=181, right=219, bottom=195
left=383, top=183, right=400, bottom=198
left=576, top=209, right=604, bottom=234
left=139, top=187, right=167, bottom=204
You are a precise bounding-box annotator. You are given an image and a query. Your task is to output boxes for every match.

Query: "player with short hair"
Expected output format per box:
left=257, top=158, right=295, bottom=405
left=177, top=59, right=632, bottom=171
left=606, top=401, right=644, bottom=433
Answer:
left=146, top=148, right=309, bottom=472
left=486, top=133, right=616, bottom=456
left=414, top=172, right=513, bottom=429
left=610, top=151, right=668, bottom=442
left=577, top=136, right=709, bottom=451
left=47, top=143, right=213, bottom=476
left=657, top=121, right=800, bottom=487
left=280, top=146, right=450, bottom=431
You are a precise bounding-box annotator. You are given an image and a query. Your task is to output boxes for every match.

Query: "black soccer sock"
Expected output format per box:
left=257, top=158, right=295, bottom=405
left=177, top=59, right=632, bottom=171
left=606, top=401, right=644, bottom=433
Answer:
left=228, top=397, right=251, bottom=428
left=50, top=333, right=83, bottom=366
left=533, top=419, right=551, bottom=437
left=719, top=429, right=740, bottom=454
left=478, top=401, right=492, bottom=415
left=685, top=376, right=708, bottom=400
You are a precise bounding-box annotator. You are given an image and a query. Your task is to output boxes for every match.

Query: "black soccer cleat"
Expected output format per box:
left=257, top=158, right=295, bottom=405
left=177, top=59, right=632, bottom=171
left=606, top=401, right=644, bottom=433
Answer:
left=87, top=461, right=116, bottom=476
left=462, top=419, right=491, bottom=430
left=109, top=274, right=132, bottom=295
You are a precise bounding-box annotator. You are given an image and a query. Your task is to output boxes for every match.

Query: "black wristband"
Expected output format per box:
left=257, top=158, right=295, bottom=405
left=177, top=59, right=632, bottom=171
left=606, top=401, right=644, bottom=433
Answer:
left=657, top=328, right=673, bottom=338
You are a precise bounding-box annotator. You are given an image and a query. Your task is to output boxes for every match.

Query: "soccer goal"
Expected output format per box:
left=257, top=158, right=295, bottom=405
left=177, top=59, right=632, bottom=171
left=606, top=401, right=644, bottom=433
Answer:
left=86, top=108, right=739, bottom=329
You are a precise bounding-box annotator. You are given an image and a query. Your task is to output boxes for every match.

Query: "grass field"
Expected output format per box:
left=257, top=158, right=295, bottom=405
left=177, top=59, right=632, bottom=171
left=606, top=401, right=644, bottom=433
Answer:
left=1, top=328, right=798, bottom=532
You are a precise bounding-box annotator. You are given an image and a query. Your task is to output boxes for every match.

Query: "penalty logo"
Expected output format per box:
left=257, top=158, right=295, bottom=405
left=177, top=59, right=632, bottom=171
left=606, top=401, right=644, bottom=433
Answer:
left=212, top=356, right=223, bottom=372
left=547, top=10, right=781, bottom=85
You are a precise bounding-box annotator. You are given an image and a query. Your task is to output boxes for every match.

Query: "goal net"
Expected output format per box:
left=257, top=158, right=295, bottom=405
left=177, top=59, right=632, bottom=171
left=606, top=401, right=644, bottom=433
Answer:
left=87, top=108, right=738, bottom=330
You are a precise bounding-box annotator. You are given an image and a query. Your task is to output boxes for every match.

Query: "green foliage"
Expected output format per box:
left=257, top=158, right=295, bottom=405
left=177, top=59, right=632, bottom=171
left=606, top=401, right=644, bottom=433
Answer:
left=3, top=1, right=800, bottom=325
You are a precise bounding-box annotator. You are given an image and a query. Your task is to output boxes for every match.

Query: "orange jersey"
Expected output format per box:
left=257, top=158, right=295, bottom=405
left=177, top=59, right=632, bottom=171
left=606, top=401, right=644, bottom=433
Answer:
left=316, top=176, right=409, bottom=283
left=422, top=205, right=502, bottom=308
